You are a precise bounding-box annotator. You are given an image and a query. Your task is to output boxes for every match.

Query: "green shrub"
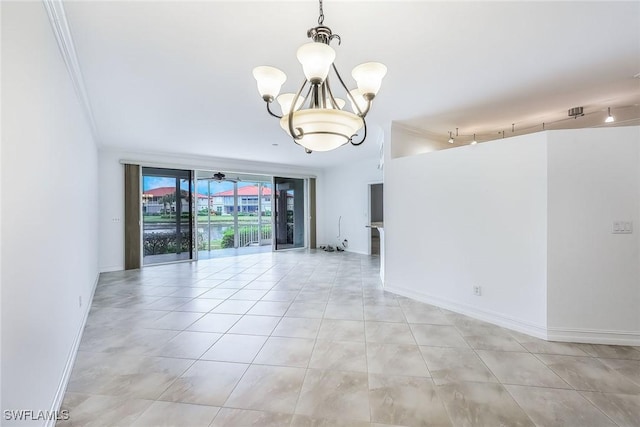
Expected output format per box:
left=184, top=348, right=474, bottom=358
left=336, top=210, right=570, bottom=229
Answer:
left=221, top=228, right=235, bottom=248
left=144, top=231, right=192, bottom=255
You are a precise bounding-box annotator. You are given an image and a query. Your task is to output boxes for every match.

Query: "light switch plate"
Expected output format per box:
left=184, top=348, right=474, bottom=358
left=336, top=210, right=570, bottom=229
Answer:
left=613, top=221, right=633, bottom=234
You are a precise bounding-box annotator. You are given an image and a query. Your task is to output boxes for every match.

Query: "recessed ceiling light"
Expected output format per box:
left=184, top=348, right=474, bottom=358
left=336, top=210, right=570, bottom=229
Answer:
left=272, top=143, right=278, bottom=146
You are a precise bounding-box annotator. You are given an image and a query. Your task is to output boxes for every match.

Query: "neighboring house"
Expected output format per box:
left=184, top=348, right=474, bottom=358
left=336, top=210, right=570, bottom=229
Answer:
left=212, top=186, right=272, bottom=214
left=142, top=186, right=209, bottom=214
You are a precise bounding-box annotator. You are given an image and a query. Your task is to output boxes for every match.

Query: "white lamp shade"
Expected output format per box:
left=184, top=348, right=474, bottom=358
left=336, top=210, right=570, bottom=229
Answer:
left=277, top=93, right=304, bottom=115
left=326, top=97, right=346, bottom=110
left=280, top=109, right=363, bottom=152
left=351, top=62, right=387, bottom=96
left=348, top=89, right=368, bottom=114
left=296, top=43, right=336, bottom=84
left=252, top=66, right=287, bottom=99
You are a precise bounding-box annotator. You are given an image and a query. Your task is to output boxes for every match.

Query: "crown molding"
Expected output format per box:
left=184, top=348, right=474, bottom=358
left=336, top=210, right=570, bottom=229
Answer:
left=42, top=0, right=100, bottom=145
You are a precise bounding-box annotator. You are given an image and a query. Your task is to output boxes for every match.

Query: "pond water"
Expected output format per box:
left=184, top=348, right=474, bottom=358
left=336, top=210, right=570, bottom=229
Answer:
left=144, top=222, right=233, bottom=240
left=143, top=221, right=272, bottom=245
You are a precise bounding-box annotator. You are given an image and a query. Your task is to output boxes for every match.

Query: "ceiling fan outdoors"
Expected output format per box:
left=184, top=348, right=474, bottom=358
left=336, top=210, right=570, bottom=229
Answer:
left=209, top=172, right=241, bottom=183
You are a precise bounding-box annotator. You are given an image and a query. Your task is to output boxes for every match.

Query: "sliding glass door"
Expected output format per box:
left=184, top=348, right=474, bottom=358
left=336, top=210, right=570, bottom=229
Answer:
left=141, top=167, right=194, bottom=265
left=236, top=181, right=273, bottom=248
left=196, top=171, right=273, bottom=257
left=274, top=177, right=305, bottom=250
left=138, top=169, right=311, bottom=262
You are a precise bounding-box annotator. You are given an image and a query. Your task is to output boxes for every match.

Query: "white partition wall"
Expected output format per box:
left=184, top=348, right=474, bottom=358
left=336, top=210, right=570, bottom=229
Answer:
left=385, top=126, right=640, bottom=345
left=385, top=132, right=549, bottom=337
left=546, top=127, right=640, bottom=344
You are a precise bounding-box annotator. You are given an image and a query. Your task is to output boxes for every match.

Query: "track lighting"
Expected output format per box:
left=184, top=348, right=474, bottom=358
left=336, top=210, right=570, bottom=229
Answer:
left=605, top=107, right=615, bottom=123
left=568, top=107, right=584, bottom=118
left=447, top=104, right=626, bottom=146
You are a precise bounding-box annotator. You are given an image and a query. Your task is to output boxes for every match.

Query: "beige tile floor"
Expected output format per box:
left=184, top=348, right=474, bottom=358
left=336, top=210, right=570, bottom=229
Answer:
left=59, top=250, right=640, bottom=427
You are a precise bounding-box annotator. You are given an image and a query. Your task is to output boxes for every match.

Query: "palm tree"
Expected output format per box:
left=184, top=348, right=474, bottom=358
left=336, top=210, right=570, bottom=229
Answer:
left=161, top=193, right=176, bottom=217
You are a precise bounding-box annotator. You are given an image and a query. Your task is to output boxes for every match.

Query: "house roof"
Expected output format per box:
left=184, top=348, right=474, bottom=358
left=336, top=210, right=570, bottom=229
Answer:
left=212, top=186, right=272, bottom=197
left=143, top=187, right=208, bottom=199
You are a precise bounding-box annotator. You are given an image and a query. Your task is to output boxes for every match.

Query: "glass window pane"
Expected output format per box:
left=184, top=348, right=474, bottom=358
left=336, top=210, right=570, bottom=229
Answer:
left=142, top=167, right=194, bottom=265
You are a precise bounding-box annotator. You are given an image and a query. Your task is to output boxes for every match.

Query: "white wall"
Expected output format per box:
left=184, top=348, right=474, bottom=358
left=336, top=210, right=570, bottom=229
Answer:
left=391, top=123, right=453, bottom=158
left=98, top=149, right=322, bottom=271
left=1, top=2, right=99, bottom=424
left=0, top=2, right=3, bottom=411
left=385, top=126, right=640, bottom=344
left=319, top=156, right=383, bottom=255
left=547, top=127, right=640, bottom=344
left=385, top=133, right=549, bottom=336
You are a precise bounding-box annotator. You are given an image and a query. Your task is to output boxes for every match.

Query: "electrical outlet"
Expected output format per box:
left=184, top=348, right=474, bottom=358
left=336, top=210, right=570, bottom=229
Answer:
left=473, top=286, right=482, bottom=296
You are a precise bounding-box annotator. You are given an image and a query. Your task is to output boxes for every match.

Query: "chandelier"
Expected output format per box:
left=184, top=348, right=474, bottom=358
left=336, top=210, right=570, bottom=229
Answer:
left=252, top=0, right=387, bottom=153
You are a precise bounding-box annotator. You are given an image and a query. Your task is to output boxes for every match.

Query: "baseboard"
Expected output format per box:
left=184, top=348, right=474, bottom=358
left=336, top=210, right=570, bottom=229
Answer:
left=547, top=327, right=640, bottom=346
left=345, top=248, right=369, bottom=255
left=47, top=272, right=99, bottom=427
left=386, top=284, right=640, bottom=346
left=100, top=264, right=123, bottom=273
left=385, top=284, right=548, bottom=340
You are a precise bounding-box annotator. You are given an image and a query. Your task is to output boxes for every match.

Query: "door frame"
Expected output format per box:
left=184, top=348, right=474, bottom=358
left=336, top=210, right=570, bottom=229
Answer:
left=273, top=176, right=309, bottom=251
left=367, top=181, right=384, bottom=255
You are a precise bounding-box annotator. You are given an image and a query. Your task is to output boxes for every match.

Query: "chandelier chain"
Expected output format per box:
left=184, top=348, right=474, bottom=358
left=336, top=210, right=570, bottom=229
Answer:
left=318, top=0, right=324, bottom=25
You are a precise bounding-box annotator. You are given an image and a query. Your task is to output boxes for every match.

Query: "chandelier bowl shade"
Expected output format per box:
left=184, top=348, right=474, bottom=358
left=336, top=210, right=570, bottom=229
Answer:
left=279, top=109, right=364, bottom=152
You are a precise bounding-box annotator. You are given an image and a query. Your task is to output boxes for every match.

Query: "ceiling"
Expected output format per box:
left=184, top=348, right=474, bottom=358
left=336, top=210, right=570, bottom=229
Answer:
left=63, top=1, right=640, bottom=168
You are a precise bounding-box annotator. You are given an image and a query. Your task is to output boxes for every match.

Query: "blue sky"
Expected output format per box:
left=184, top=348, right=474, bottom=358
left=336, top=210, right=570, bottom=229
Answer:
left=143, top=176, right=263, bottom=195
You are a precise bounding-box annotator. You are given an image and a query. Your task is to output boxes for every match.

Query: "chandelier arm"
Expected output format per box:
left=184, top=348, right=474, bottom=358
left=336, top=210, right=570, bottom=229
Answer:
left=325, top=77, right=340, bottom=110
left=331, top=63, right=371, bottom=117
left=303, top=85, right=313, bottom=105
left=299, top=130, right=351, bottom=139
left=320, top=82, right=327, bottom=108
left=266, top=101, right=282, bottom=119
left=288, top=79, right=308, bottom=140
left=350, top=117, right=368, bottom=146
left=290, top=139, right=313, bottom=154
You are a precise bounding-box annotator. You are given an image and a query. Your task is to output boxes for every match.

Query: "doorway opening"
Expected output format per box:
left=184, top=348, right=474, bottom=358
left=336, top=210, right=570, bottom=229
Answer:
left=274, top=177, right=306, bottom=250
left=369, top=183, right=384, bottom=255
